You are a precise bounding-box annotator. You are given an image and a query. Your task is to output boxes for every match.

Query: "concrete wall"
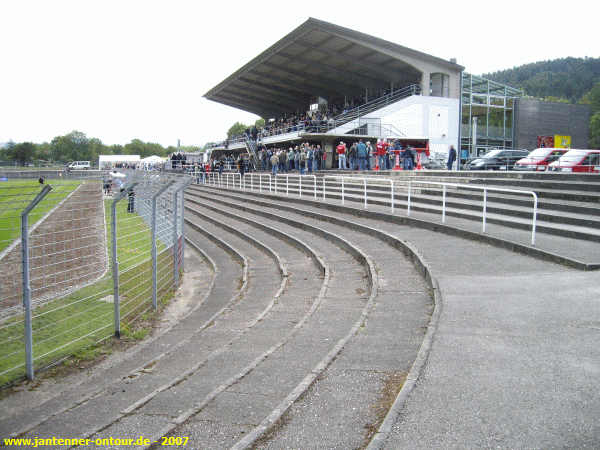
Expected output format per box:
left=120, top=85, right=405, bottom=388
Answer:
left=514, top=98, right=591, bottom=149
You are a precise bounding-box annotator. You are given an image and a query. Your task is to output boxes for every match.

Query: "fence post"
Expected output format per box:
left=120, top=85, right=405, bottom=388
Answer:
left=152, top=181, right=174, bottom=310
left=299, top=176, right=302, bottom=197
left=173, top=179, right=192, bottom=287
left=21, top=184, right=52, bottom=380
left=342, top=178, right=345, bottom=205
left=111, top=182, right=137, bottom=338
left=364, top=179, right=367, bottom=209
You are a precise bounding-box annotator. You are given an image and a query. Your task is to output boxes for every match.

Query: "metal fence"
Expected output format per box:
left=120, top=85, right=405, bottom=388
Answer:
left=0, top=171, right=189, bottom=384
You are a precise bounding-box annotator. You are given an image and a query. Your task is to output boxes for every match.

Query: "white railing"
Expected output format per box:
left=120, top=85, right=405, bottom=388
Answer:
left=206, top=173, right=538, bottom=246
left=323, top=176, right=395, bottom=212
left=406, top=180, right=538, bottom=245
left=273, top=174, right=317, bottom=198
left=245, top=173, right=272, bottom=193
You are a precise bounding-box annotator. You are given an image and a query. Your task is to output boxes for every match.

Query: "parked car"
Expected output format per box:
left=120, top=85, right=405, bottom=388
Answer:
left=67, top=161, right=91, bottom=170
left=514, top=148, right=569, bottom=171
left=463, top=149, right=529, bottom=170
left=548, top=149, right=600, bottom=173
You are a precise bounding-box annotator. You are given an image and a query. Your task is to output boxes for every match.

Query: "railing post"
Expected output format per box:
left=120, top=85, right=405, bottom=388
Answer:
left=323, top=178, right=326, bottom=200
left=299, top=176, right=302, bottom=197
left=531, top=193, right=538, bottom=246
left=314, top=176, right=317, bottom=199
left=21, top=184, right=52, bottom=380
left=364, top=179, right=367, bottom=209
left=442, top=185, right=447, bottom=223
left=407, top=180, right=411, bottom=216
left=152, top=181, right=174, bottom=310
left=286, top=175, right=289, bottom=196
left=482, top=188, right=487, bottom=233
left=341, top=178, right=345, bottom=205
left=390, top=180, right=394, bottom=213
left=251, top=174, right=253, bottom=191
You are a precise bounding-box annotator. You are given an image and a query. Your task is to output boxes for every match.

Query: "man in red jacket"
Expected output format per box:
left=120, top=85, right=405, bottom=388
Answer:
left=375, top=139, right=388, bottom=170
left=336, top=141, right=347, bottom=170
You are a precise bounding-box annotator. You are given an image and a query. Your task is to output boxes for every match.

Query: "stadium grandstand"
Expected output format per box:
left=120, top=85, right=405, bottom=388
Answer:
left=205, top=17, right=465, bottom=169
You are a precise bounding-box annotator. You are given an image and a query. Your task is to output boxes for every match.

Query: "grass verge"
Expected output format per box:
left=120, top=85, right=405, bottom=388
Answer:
left=0, top=198, right=176, bottom=387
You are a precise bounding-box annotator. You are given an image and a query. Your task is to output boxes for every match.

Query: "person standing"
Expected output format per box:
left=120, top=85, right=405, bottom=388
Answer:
left=447, top=145, right=457, bottom=170
left=403, top=145, right=414, bottom=170
left=349, top=142, right=357, bottom=171
left=357, top=139, right=367, bottom=171
left=336, top=141, right=347, bottom=170
left=376, top=139, right=387, bottom=170
left=307, top=145, right=313, bottom=173
left=270, top=151, right=279, bottom=176
left=366, top=141, right=373, bottom=170
left=299, top=146, right=307, bottom=175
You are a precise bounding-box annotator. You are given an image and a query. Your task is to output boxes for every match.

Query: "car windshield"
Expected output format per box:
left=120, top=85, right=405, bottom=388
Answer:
left=557, top=150, right=587, bottom=163
left=527, top=148, right=552, bottom=160
left=481, top=150, right=502, bottom=158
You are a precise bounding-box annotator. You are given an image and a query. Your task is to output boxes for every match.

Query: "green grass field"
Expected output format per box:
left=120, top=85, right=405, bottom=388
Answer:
left=0, top=198, right=175, bottom=386
left=0, top=180, right=81, bottom=252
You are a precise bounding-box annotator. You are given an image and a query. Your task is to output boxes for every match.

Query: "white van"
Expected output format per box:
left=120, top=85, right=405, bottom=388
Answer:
left=67, top=161, right=91, bottom=170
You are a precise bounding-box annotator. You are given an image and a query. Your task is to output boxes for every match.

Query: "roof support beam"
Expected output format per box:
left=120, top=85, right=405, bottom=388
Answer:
left=261, top=62, right=360, bottom=95
left=216, top=89, right=297, bottom=111
left=294, top=38, right=402, bottom=81
left=278, top=50, right=385, bottom=87
left=239, top=76, right=313, bottom=99
left=249, top=68, right=348, bottom=98
left=212, top=95, right=276, bottom=117
left=230, top=78, right=306, bottom=104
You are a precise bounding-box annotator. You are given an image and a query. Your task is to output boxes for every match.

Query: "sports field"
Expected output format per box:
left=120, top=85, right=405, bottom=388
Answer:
left=0, top=195, right=173, bottom=386
left=0, top=180, right=81, bottom=252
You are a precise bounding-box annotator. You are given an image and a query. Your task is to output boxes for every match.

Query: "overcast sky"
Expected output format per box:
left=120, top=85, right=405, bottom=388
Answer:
left=1, top=0, right=597, bottom=147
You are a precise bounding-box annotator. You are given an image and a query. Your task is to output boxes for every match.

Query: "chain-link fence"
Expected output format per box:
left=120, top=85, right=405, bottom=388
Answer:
left=0, top=171, right=189, bottom=385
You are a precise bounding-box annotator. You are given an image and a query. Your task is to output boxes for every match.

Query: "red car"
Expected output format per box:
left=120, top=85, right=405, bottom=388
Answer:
left=548, top=149, right=600, bottom=173
left=514, top=148, right=568, bottom=171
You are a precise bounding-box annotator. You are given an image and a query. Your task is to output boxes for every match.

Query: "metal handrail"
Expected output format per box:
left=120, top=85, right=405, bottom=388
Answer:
left=406, top=180, right=538, bottom=245
left=323, top=175, right=395, bottom=212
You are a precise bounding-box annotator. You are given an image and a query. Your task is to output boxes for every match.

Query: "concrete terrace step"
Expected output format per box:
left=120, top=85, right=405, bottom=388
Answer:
left=191, top=185, right=600, bottom=449
left=0, top=222, right=240, bottom=440
left=239, top=180, right=600, bottom=243
left=182, top=190, right=431, bottom=449
left=192, top=184, right=600, bottom=268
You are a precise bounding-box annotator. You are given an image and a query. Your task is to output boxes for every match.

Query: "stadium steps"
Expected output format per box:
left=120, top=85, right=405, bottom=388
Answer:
left=174, top=189, right=430, bottom=449
left=243, top=176, right=600, bottom=243
left=193, top=183, right=600, bottom=268
left=0, top=219, right=245, bottom=439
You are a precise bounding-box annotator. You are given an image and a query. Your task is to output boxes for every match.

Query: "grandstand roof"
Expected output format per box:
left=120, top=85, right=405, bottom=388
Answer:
left=204, top=18, right=463, bottom=118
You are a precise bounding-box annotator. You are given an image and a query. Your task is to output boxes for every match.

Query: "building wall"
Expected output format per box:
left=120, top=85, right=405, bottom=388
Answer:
left=375, top=95, right=460, bottom=157
left=514, top=99, right=591, bottom=149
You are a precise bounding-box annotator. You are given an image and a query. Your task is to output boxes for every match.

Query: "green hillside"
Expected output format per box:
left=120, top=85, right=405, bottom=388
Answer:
left=484, top=57, right=600, bottom=147
left=483, top=57, right=600, bottom=103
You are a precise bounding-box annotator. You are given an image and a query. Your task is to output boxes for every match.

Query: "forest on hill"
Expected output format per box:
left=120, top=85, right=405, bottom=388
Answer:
left=484, top=57, right=600, bottom=147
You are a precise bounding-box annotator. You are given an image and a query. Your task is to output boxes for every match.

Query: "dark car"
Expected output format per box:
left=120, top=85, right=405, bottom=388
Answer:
left=464, top=149, right=529, bottom=170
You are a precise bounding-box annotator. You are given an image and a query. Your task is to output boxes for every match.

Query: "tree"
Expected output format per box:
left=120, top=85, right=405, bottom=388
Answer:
left=580, top=82, right=600, bottom=115
left=254, top=118, right=265, bottom=129
left=590, top=113, right=600, bottom=149
left=8, top=142, right=36, bottom=166
left=227, top=122, right=248, bottom=139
